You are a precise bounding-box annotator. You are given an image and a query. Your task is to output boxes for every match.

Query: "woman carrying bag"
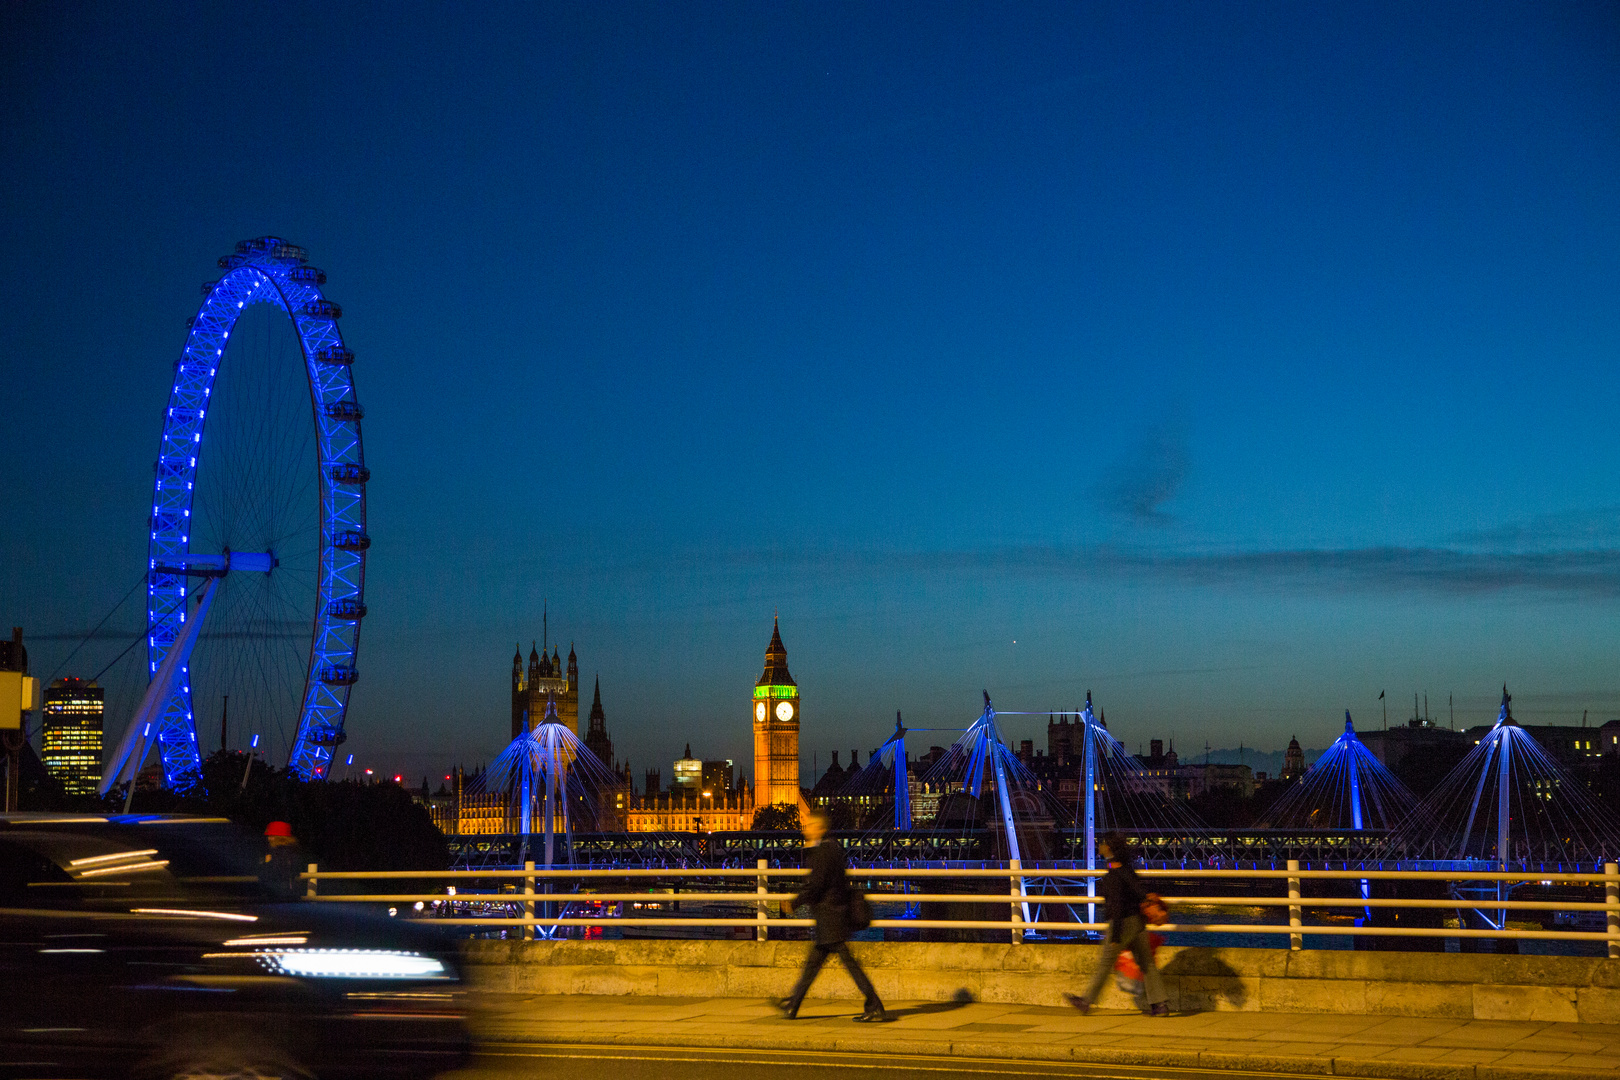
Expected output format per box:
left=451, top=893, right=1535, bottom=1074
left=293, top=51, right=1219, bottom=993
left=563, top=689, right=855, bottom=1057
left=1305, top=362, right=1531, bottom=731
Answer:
left=1065, top=831, right=1170, bottom=1017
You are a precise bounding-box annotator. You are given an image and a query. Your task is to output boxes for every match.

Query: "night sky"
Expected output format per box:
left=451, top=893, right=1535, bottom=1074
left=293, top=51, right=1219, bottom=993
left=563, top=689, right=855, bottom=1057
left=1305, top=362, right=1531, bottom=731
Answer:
left=3, top=2, right=1619, bottom=786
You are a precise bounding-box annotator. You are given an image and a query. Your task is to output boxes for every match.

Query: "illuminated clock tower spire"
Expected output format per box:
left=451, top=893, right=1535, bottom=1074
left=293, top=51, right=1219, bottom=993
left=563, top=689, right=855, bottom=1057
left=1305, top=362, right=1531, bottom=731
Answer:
left=752, top=615, right=801, bottom=810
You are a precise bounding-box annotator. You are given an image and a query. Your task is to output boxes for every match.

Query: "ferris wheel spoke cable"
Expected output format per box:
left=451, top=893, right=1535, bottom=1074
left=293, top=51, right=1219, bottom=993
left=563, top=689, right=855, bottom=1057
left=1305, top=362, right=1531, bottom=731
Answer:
left=208, top=574, right=294, bottom=755
left=90, top=578, right=214, bottom=684
left=44, top=571, right=149, bottom=685
left=263, top=577, right=310, bottom=753
left=268, top=471, right=318, bottom=540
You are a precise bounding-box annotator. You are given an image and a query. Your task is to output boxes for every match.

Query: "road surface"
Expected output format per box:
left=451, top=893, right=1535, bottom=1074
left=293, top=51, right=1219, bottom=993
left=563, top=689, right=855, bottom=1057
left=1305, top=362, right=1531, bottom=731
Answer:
left=449, top=1043, right=1296, bottom=1080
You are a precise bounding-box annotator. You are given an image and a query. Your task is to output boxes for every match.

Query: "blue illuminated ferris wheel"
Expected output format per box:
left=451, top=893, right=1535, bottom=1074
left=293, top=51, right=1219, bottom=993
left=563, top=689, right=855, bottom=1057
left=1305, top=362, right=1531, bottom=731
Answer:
left=103, top=237, right=368, bottom=791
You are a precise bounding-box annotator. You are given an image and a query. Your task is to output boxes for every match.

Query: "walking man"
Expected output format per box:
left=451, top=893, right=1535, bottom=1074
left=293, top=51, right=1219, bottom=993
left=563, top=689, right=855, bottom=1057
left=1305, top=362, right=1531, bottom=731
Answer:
left=776, top=807, right=887, bottom=1021
left=1066, top=831, right=1169, bottom=1016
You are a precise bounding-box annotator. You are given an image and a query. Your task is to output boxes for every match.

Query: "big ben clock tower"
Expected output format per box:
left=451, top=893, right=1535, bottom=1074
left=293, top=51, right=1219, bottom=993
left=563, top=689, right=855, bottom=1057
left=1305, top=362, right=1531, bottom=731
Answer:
left=752, top=616, right=801, bottom=810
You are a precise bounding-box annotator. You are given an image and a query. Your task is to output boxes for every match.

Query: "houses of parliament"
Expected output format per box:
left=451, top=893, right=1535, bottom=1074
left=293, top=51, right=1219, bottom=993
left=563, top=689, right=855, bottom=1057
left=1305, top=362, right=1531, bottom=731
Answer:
left=433, top=618, right=801, bottom=836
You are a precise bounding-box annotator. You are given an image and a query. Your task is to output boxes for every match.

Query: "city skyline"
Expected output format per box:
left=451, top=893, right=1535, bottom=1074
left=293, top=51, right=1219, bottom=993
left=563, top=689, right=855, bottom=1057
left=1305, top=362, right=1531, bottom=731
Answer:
left=3, top=4, right=1619, bottom=784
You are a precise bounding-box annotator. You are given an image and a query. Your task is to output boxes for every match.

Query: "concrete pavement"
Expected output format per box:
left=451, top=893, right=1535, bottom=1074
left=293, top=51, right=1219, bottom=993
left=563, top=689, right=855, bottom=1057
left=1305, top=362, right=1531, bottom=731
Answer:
left=449, top=1043, right=1341, bottom=1079
left=463, top=939, right=1620, bottom=1024
left=468, top=992, right=1620, bottom=1079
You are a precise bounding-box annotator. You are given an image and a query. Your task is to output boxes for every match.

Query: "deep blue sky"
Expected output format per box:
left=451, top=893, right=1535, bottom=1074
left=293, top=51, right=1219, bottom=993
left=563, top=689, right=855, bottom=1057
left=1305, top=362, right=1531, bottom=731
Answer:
left=3, top=2, right=1619, bottom=784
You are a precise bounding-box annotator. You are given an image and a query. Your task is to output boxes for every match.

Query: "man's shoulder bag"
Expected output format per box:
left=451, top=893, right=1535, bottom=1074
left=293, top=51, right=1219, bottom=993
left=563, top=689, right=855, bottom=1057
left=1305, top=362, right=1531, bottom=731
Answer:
left=848, top=891, right=873, bottom=932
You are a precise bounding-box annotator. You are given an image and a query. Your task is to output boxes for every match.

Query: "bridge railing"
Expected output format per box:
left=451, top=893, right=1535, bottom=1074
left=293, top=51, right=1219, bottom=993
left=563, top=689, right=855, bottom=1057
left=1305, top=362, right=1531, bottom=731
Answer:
left=300, top=859, right=1620, bottom=955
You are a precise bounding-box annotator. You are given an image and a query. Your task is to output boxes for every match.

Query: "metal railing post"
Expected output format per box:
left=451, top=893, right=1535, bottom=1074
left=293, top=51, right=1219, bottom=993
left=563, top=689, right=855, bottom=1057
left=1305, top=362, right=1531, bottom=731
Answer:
left=756, top=858, right=768, bottom=941
left=1287, top=859, right=1302, bottom=951
left=1010, top=858, right=1023, bottom=945
left=1606, top=862, right=1618, bottom=960
left=306, top=862, right=318, bottom=900
left=523, top=860, right=535, bottom=941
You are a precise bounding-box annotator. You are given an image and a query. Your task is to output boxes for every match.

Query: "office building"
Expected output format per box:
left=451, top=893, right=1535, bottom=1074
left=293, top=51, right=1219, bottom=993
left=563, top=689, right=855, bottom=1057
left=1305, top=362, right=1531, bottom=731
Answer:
left=42, top=677, right=103, bottom=796
left=701, top=758, right=734, bottom=794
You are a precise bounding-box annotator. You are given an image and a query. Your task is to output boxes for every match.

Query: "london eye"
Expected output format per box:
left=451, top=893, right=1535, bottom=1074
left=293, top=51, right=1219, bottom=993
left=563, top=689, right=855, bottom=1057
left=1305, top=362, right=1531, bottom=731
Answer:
left=102, top=237, right=368, bottom=791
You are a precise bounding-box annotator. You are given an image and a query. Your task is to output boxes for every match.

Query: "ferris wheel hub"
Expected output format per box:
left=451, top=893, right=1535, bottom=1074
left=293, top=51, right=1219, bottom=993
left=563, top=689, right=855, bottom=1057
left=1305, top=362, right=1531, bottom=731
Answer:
left=159, top=551, right=277, bottom=577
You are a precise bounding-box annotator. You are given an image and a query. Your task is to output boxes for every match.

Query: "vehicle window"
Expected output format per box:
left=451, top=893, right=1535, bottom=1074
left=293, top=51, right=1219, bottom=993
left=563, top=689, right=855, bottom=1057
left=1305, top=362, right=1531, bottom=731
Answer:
left=139, top=823, right=296, bottom=901
left=0, top=841, right=76, bottom=907
left=0, top=823, right=294, bottom=908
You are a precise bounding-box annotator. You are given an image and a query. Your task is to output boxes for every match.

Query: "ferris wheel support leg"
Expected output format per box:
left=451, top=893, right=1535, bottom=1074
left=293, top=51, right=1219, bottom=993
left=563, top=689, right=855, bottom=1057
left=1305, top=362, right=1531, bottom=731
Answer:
left=101, top=579, right=218, bottom=796
left=104, top=721, right=149, bottom=800
left=123, top=735, right=157, bottom=813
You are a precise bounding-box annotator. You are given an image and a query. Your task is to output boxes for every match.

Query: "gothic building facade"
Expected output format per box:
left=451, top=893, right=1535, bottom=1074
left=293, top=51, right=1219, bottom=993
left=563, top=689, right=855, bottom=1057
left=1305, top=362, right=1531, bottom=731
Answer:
left=511, top=635, right=579, bottom=738
left=752, top=617, right=802, bottom=810
left=623, top=785, right=754, bottom=832
left=583, top=676, right=613, bottom=768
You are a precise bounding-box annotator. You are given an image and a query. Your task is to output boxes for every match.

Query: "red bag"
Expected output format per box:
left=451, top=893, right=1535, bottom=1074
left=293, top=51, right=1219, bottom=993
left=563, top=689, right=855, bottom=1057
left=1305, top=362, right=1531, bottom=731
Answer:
left=1114, top=932, right=1166, bottom=981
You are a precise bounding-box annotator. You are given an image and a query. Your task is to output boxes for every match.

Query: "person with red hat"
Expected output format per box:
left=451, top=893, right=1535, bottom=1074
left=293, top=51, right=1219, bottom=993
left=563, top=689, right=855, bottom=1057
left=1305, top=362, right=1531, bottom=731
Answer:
left=260, top=820, right=303, bottom=896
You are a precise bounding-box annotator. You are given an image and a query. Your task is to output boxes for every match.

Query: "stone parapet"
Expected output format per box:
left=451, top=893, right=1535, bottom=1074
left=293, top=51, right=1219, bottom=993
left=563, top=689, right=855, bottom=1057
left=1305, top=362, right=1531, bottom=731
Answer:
left=461, top=939, right=1620, bottom=1022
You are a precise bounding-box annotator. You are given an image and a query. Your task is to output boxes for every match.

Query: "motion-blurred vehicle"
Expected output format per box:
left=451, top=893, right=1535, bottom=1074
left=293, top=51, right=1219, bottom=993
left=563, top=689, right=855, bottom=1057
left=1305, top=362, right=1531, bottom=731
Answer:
left=0, top=813, right=469, bottom=1079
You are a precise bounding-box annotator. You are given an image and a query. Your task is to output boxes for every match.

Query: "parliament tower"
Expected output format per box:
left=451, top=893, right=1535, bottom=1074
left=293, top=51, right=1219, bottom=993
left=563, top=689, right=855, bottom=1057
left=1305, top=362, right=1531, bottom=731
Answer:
left=511, top=620, right=579, bottom=738
left=752, top=617, right=801, bottom=809
left=584, top=677, right=613, bottom=767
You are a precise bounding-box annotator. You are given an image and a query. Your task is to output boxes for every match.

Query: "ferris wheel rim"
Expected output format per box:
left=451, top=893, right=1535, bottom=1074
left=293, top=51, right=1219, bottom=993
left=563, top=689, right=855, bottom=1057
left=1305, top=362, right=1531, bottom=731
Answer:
left=141, top=237, right=367, bottom=786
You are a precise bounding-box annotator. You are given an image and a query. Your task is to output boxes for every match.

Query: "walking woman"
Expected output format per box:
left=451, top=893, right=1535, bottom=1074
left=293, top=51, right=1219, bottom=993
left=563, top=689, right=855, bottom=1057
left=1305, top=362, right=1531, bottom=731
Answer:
left=775, top=807, right=887, bottom=1021
left=1065, top=831, right=1169, bottom=1016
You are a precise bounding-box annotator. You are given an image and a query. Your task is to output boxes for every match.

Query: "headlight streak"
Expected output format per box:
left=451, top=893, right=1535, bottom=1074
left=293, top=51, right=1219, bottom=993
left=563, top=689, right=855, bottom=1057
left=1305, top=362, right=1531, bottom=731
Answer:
left=132, top=908, right=259, bottom=922
left=135, top=817, right=232, bottom=824
left=248, top=948, right=447, bottom=980
left=222, top=934, right=308, bottom=946
left=79, top=859, right=170, bottom=877
left=69, top=849, right=159, bottom=866
left=345, top=991, right=456, bottom=1000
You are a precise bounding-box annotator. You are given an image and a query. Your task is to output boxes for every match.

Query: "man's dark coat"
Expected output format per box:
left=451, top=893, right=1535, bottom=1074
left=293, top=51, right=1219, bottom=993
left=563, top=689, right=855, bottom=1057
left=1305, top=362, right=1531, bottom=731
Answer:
left=794, top=837, right=854, bottom=946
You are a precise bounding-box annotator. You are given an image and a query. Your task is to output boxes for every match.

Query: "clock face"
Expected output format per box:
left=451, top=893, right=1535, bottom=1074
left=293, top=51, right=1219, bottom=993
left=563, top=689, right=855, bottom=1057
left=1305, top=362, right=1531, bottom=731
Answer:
left=775, top=701, right=794, bottom=722
left=755, top=702, right=766, bottom=721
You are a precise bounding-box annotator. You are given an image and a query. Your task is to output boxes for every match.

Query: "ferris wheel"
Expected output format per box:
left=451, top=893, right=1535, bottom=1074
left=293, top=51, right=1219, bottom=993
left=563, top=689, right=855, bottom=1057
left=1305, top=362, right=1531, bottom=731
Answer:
left=102, top=237, right=368, bottom=791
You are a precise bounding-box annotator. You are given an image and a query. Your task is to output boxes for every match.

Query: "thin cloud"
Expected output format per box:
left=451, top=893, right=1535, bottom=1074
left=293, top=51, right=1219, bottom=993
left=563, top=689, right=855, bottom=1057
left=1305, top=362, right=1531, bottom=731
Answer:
left=1451, top=506, right=1620, bottom=553
left=702, top=543, right=1620, bottom=599
left=1127, top=546, right=1620, bottom=597
left=1097, top=422, right=1190, bottom=526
